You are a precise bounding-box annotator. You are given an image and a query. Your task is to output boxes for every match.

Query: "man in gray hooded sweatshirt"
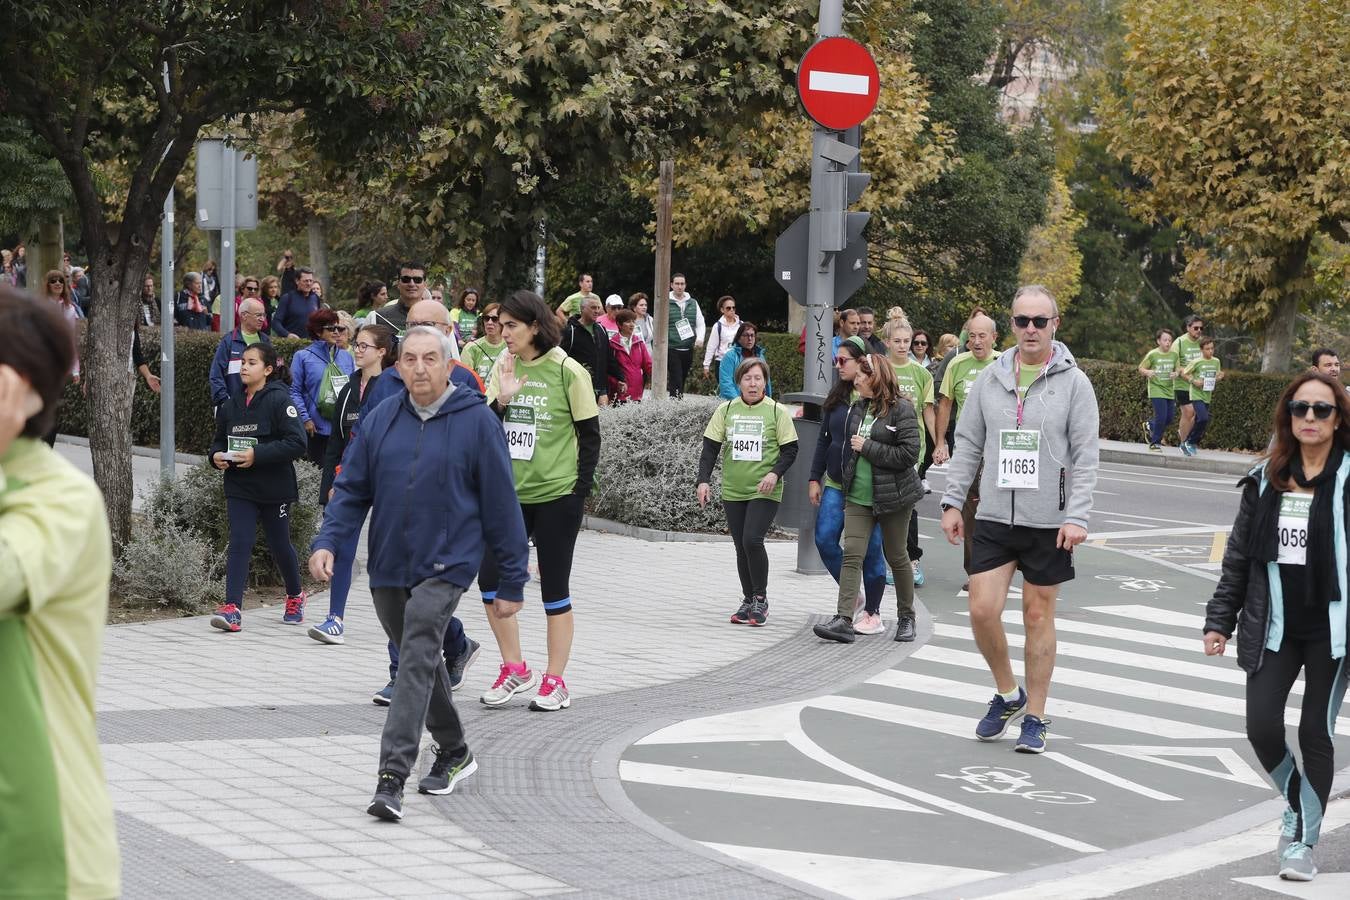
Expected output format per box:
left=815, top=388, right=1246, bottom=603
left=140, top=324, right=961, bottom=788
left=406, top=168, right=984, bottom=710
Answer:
left=939, top=284, right=1099, bottom=755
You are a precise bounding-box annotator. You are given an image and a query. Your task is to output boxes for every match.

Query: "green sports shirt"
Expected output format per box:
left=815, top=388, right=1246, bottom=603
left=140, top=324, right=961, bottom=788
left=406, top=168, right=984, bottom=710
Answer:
left=704, top=397, right=797, bottom=503
left=1140, top=348, right=1179, bottom=400
left=939, top=350, right=1001, bottom=420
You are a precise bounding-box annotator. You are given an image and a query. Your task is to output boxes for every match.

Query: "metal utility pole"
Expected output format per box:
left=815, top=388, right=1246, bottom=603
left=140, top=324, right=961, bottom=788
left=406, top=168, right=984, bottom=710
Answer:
left=534, top=218, right=547, bottom=296
left=652, top=159, right=674, bottom=398
left=159, top=57, right=176, bottom=476
left=219, top=142, right=237, bottom=335
left=803, top=0, right=843, bottom=398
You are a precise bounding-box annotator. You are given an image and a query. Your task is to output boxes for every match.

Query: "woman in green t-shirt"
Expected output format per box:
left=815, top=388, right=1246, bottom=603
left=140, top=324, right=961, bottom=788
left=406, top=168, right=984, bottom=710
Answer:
left=460, top=301, right=507, bottom=384
left=1137, top=327, right=1178, bottom=451
left=479, top=291, right=600, bottom=713
left=697, top=357, right=799, bottom=627
left=814, top=355, right=924, bottom=645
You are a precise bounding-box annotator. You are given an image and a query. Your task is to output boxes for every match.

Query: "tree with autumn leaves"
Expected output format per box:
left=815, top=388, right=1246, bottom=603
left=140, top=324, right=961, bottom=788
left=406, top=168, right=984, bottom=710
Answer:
left=1102, top=0, right=1350, bottom=371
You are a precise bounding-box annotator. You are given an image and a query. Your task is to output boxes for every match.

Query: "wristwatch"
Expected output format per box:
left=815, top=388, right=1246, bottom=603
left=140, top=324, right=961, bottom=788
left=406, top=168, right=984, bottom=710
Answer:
left=940, top=503, right=958, bottom=513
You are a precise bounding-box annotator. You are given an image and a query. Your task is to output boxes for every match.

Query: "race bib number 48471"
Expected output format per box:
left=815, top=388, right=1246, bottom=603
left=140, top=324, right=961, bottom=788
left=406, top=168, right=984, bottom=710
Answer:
left=731, top=418, right=765, bottom=462
left=997, top=429, right=1039, bottom=489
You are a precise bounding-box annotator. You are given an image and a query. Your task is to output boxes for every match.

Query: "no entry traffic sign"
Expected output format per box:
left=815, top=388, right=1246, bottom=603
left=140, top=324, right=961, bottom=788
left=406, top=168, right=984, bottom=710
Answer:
left=796, top=37, right=881, bottom=131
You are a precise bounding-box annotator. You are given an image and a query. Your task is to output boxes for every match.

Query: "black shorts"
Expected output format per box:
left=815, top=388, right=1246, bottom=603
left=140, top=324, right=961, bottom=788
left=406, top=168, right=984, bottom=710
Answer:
left=969, top=521, right=1075, bottom=586
left=1175, top=389, right=1192, bottom=407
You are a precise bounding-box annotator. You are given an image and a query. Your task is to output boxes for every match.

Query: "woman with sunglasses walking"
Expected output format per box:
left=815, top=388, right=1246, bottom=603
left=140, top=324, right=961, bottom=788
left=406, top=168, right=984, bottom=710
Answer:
left=461, top=303, right=508, bottom=383
left=1204, top=371, right=1350, bottom=883
left=289, top=308, right=355, bottom=472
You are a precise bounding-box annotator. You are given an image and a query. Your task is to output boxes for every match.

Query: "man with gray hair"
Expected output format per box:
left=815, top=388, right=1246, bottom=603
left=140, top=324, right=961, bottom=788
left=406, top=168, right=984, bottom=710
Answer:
left=208, top=297, right=271, bottom=411
left=939, top=285, right=1099, bottom=755
left=311, top=326, right=530, bottom=821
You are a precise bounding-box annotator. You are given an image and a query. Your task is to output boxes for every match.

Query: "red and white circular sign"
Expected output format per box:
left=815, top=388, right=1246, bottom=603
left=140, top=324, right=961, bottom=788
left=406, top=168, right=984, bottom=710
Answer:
left=796, top=37, right=881, bottom=131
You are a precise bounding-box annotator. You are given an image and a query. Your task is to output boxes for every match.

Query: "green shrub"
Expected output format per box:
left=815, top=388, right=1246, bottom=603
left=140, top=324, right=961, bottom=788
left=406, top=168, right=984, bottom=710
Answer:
left=113, top=478, right=225, bottom=612
left=591, top=396, right=729, bottom=533
left=1079, top=359, right=1285, bottom=453
left=121, top=459, right=325, bottom=597
left=57, top=327, right=309, bottom=455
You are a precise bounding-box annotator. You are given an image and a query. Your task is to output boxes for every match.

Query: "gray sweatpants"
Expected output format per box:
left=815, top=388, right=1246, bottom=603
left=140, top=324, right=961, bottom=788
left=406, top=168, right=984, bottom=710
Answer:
left=371, top=579, right=467, bottom=778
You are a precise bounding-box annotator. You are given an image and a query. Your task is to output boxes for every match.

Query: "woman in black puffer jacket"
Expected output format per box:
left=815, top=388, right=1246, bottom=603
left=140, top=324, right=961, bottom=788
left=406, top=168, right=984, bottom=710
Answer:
left=814, top=353, right=923, bottom=645
left=1203, top=371, right=1350, bottom=883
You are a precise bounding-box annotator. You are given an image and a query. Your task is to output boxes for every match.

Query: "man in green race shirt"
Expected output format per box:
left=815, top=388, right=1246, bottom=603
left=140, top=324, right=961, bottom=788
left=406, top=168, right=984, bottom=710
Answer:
left=1173, top=314, right=1205, bottom=449
left=1138, top=327, right=1178, bottom=451
left=554, top=272, right=600, bottom=325
left=1179, top=337, right=1223, bottom=456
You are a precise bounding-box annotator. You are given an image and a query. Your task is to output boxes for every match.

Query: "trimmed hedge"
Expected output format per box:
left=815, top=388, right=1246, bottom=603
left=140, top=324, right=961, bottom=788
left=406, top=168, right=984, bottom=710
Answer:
left=59, top=328, right=1286, bottom=454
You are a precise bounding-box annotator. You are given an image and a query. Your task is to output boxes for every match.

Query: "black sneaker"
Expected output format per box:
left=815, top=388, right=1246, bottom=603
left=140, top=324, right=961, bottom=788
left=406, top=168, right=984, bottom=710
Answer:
left=729, top=600, right=752, bottom=624
left=748, top=597, right=768, bottom=627
left=418, top=746, right=478, bottom=795
left=366, top=771, right=405, bottom=821
left=894, top=615, right=916, bottom=642
left=447, top=638, right=481, bottom=692
left=813, top=615, right=856, bottom=643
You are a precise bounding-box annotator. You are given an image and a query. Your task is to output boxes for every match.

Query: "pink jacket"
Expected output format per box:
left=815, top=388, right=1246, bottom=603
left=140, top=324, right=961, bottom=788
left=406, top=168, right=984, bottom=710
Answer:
left=609, top=332, right=653, bottom=402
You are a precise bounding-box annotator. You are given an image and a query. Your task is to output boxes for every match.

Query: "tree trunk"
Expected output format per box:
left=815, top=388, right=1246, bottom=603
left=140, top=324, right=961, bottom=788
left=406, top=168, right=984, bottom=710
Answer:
left=28, top=218, right=64, bottom=297
left=307, top=215, right=330, bottom=292
left=1259, top=239, right=1312, bottom=373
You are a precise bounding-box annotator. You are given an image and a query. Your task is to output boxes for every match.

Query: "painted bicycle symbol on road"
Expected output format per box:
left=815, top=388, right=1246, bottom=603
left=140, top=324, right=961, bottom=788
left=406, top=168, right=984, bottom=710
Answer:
left=1095, top=574, right=1173, bottom=593
left=936, top=766, right=1096, bottom=805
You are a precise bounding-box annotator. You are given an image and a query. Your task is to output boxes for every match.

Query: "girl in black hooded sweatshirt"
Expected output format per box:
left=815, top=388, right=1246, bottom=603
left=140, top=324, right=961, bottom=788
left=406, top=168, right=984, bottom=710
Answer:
left=208, top=343, right=308, bottom=633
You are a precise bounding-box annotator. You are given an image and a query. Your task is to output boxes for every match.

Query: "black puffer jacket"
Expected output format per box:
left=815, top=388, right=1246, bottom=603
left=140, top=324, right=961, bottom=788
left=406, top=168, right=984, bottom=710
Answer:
left=1204, top=467, right=1350, bottom=675
left=840, top=397, right=923, bottom=515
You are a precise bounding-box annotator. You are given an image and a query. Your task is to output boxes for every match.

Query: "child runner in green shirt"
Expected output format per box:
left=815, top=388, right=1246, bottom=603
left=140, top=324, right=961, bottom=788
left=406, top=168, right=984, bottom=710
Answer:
left=1180, top=337, right=1223, bottom=456
left=1137, top=327, right=1178, bottom=451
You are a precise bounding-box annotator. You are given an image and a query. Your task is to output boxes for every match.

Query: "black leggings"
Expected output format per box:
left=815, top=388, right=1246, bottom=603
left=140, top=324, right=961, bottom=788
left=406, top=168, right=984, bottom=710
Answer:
left=305, top=432, right=329, bottom=470
left=724, top=498, right=779, bottom=600
left=1246, top=636, right=1350, bottom=845
left=918, top=428, right=935, bottom=479
left=908, top=509, right=923, bottom=561
left=226, top=497, right=302, bottom=604
left=667, top=347, right=694, bottom=397
left=479, top=493, right=583, bottom=616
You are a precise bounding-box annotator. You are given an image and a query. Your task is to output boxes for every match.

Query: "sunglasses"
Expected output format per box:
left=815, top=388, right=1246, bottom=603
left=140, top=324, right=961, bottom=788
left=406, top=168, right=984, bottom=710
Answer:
left=484, top=314, right=500, bottom=322
left=322, top=324, right=347, bottom=333
left=912, top=340, right=928, bottom=347
left=48, top=276, right=65, bottom=284
left=243, top=284, right=259, bottom=291
left=399, top=275, right=425, bottom=284
left=1013, top=315, right=1054, bottom=329
left=834, top=356, right=855, bottom=366
left=1289, top=400, right=1337, bottom=420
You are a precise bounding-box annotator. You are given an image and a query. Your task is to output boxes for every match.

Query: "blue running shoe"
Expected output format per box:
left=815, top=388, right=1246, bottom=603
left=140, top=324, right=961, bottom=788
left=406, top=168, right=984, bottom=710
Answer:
left=912, top=560, right=925, bottom=587
left=210, top=603, right=242, bottom=633
left=372, top=679, right=395, bottom=707
left=886, top=569, right=895, bottom=586
left=975, top=688, right=1027, bottom=741
left=282, top=591, right=306, bottom=625
left=1014, top=714, right=1050, bottom=753
left=1277, top=807, right=1299, bottom=861
left=308, top=616, right=345, bottom=645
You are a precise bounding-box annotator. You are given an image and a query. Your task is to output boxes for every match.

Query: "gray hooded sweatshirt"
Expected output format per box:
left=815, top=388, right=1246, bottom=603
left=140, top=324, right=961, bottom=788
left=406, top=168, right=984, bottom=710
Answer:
left=940, top=340, right=1099, bottom=530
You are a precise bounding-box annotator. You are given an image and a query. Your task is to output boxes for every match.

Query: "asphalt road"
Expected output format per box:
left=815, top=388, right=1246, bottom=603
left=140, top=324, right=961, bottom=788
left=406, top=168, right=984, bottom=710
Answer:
left=619, top=461, right=1350, bottom=899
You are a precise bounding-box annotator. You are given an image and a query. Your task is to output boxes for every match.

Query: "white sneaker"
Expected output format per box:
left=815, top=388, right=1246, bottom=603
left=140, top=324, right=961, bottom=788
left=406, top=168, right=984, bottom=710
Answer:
left=854, top=612, right=885, bottom=635
left=528, top=674, right=571, bottom=711
left=922, top=478, right=932, bottom=494
left=480, top=663, right=538, bottom=707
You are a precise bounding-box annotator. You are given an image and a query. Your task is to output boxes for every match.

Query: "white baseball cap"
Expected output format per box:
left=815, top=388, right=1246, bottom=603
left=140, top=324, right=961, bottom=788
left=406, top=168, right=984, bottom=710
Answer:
left=605, top=294, right=624, bottom=308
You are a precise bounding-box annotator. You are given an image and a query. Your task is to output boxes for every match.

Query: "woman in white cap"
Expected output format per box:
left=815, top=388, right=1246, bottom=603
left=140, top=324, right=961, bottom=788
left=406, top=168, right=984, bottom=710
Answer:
left=598, top=294, right=624, bottom=339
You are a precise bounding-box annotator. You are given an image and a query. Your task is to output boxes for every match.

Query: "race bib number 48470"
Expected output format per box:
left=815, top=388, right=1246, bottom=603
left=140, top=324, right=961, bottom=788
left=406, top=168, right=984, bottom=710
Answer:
left=504, top=405, right=537, bottom=461
left=997, top=429, right=1039, bottom=489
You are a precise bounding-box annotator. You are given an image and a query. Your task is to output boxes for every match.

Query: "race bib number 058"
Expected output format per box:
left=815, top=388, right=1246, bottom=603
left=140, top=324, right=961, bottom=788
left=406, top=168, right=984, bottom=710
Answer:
left=997, top=429, right=1039, bottom=490
left=1277, top=493, right=1310, bottom=566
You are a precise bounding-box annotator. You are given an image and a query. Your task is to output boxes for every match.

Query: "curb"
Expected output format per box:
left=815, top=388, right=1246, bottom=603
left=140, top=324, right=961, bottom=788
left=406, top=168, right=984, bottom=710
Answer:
left=1099, top=445, right=1255, bottom=477
left=581, top=513, right=733, bottom=543
left=56, top=433, right=206, bottom=467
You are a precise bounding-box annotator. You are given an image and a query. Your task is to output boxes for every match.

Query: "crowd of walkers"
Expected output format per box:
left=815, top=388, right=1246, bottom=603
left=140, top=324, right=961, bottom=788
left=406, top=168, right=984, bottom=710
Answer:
left=8, top=252, right=1348, bottom=888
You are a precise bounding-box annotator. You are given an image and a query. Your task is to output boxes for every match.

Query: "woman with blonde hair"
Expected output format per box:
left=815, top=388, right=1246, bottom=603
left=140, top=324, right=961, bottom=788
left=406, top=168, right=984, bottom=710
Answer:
left=259, top=275, right=282, bottom=330
left=884, top=307, right=936, bottom=583
left=813, top=354, right=922, bottom=644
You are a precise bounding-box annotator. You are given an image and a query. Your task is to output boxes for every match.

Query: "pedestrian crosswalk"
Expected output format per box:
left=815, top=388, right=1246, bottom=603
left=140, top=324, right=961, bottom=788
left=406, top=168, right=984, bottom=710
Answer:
left=619, top=595, right=1350, bottom=899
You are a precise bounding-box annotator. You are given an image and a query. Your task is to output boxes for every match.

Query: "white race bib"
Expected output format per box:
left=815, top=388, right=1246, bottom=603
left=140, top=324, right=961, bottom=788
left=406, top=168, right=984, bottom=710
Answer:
left=1202, top=373, right=1216, bottom=392
left=228, top=357, right=242, bottom=375
left=731, top=418, right=764, bottom=462
left=997, top=429, right=1040, bottom=490
left=1277, top=493, right=1311, bottom=566
left=504, top=405, right=537, bottom=461
left=330, top=374, right=350, bottom=396
left=676, top=318, right=695, bottom=341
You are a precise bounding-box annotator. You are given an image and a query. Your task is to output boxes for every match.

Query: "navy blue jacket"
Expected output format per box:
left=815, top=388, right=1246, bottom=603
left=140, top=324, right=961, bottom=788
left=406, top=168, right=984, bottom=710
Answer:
left=209, top=380, right=308, bottom=504
left=272, top=289, right=321, bottom=338
left=209, top=328, right=271, bottom=409
left=809, top=399, right=852, bottom=487
left=313, top=385, right=530, bottom=596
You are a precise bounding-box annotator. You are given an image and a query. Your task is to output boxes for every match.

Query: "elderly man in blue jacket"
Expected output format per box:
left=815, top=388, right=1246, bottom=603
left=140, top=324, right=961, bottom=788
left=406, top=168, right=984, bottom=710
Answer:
left=208, top=298, right=270, bottom=410
left=310, top=326, right=529, bottom=822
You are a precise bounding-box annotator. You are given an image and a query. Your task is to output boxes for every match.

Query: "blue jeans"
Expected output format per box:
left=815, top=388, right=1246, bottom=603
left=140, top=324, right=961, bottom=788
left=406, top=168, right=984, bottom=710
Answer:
left=1149, top=397, right=1175, bottom=445
left=814, top=485, right=887, bottom=614
left=1190, top=400, right=1211, bottom=447
left=325, top=517, right=363, bottom=619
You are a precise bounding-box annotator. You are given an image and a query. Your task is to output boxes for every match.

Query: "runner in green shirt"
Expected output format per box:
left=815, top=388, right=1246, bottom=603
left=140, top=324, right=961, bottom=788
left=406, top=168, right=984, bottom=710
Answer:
left=481, top=291, right=601, bottom=712
left=934, top=314, right=1001, bottom=465
left=697, top=356, right=798, bottom=627
left=554, top=272, right=599, bottom=324
left=882, top=309, right=936, bottom=588
left=1173, top=314, right=1206, bottom=447
left=1138, top=327, right=1179, bottom=451
left=1180, top=337, right=1223, bottom=456
left=0, top=293, right=120, bottom=900
left=460, top=302, right=508, bottom=384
